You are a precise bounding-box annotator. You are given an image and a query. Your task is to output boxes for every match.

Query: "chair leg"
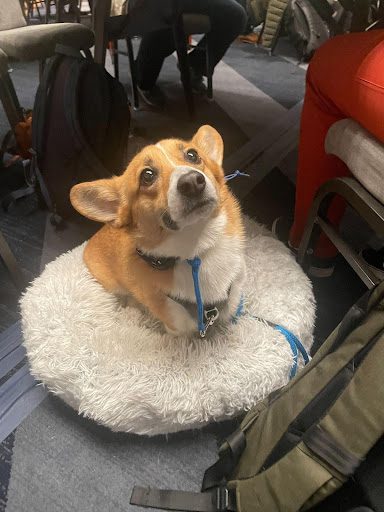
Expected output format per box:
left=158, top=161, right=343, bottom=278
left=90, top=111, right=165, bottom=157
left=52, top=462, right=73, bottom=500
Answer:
left=0, top=231, right=27, bottom=291
left=297, top=200, right=324, bottom=273
left=173, top=18, right=195, bottom=119
left=297, top=177, right=384, bottom=287
left=0, top=71, right=24, bottom=129
left=270, top=19, right=283, bottom=56
left=74, top=0, right=81, bottom=22
left=92, top=0, right=111, bottom=67
left=109, top=40, right=119, bottom=80
left=34, top=0, right=43, bottom=21
left=56, top=0, right=64, bottom=21
left=44, top=0, right=50, bottom=23
left=26, top=0, right=32, bottom=19
left=126, top=37, right=139, bottom=110
left=94, top=33, right=107, bottom=67
left=258, top=20, right=265, bottom=46
left=205, top=36, right=213, bottom=100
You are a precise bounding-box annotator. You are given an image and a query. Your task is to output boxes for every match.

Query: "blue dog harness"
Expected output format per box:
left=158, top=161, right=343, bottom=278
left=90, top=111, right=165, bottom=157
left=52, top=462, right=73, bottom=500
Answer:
left=186, top=255, right=309, bottom=378
left=137, top=170, right=310, bottom=378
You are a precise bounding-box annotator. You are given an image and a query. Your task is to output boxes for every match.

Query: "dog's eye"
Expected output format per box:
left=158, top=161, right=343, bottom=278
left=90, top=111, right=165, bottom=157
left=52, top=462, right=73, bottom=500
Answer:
left=140, top=168, right=157, bottom=186
left=185, top=148, right=201, bottom=164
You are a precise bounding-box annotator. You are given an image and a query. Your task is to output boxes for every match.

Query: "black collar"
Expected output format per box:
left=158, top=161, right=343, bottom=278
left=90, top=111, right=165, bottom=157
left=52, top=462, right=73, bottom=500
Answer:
left=136, top=248, right=178, bottom=271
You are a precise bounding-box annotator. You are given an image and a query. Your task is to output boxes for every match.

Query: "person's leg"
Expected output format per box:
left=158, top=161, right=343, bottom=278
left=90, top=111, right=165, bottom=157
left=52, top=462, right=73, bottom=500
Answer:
left=235, top=0, right=253, bottom=35
left=289, top=30, right=384, bottom=259
left=136, top=0, right=246, bottom=94
left=184, top=0, right=247, bottom=75
left=136, top=28, right=175, bottom=90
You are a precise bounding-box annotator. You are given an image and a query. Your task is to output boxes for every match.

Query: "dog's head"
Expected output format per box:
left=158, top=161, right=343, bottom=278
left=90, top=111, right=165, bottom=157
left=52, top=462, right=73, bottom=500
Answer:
left=70, top=125, right=227, bottom=241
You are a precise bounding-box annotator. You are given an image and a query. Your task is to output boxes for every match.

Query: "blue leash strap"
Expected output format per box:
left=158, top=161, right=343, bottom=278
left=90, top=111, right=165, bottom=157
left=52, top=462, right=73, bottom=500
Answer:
left=187, top=257, right=205, bottom=335
left=185, top=258, right=309, bottom=376
left=186, top=258, right=308, bottom=376
left=241, top=312, right=309, bottom=379
left=225, top=170, right=250, bottom=182
left=274, top=323, right=310, bottom=378
left=275, top=325, right=299, bottom=379
left=234, top=295, right=245, bottom=319
left=282, top=327, right=310, bottom=366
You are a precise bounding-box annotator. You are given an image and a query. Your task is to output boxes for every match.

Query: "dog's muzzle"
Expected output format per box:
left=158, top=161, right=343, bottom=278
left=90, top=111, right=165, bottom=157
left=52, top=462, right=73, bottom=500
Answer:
left=165, top=166, right=218, bottom=228
left=177, top=170, right=206, bottom=199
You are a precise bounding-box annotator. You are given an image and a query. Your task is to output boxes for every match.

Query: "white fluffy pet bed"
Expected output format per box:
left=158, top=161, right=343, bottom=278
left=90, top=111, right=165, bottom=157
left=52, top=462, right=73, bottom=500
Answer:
left=21, top=220, right=315, bottom=436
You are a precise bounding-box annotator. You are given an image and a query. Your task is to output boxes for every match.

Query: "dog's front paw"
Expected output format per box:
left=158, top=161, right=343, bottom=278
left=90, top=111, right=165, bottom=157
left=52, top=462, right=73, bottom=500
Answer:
left=164, top=299, right=197, bottom=336
left=165, top=325, right=187, bottom=337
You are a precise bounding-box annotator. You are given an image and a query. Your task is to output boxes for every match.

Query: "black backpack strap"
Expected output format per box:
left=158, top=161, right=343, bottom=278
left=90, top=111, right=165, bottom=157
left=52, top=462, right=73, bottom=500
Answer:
left=329, top=285, right=379, bottom=354
left=130, top=431, right=243, bottom=512
left=304, top=425, right=363, bottom=476
left=32, top=44, right=91, bottom=166
left=32, top=54, right=63, bottom=162
left=130, top=486, right=236, bottom=512
left=29, top=149, right=54, bottom=212
left=64, top=58, right=113, bottom=180
left=202, top=429, right=246, bottom=492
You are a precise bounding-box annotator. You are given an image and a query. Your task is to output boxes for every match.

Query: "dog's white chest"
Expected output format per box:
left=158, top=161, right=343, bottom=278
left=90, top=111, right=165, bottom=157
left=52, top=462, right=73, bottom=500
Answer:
left=171, top=235, right=244, bottom=304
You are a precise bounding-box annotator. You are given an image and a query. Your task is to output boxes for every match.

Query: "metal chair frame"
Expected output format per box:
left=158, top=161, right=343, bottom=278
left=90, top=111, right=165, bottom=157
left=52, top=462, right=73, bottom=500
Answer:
left=298, top=177, right=384, bottom=289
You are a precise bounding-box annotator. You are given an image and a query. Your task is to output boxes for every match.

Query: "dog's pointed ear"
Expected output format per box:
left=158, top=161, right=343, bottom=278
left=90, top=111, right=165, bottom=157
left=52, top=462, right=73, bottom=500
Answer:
left=192, top=125, right=224, bottom=166
left=70, top=177, right=127, bottom=227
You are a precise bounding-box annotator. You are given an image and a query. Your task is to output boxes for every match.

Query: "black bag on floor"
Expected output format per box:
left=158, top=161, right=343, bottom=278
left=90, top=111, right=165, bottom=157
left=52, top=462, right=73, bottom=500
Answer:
left=31, top=45, right=130, bottom=222
left=285, top=0, right=337, bottom=61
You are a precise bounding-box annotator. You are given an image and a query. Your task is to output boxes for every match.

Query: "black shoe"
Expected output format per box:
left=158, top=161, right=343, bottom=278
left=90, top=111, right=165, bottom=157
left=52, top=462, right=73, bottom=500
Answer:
left=361, top=247, right=384, bottom=280
left=137, top=85, right=166, bottom=109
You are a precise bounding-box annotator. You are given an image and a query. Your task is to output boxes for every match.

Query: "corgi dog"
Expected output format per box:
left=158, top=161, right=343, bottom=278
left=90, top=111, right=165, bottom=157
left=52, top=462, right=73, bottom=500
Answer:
left=70, top=125, right=246, bottom=337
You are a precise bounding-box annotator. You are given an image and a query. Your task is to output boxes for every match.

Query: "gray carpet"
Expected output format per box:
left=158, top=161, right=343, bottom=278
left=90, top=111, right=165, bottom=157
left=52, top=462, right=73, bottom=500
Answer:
left=6, top=397, right=223, bottom=512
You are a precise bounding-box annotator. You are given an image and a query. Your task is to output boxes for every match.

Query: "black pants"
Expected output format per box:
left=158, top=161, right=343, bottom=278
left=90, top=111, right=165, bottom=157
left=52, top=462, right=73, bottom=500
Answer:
left=136, top=0, right=247, bottom=90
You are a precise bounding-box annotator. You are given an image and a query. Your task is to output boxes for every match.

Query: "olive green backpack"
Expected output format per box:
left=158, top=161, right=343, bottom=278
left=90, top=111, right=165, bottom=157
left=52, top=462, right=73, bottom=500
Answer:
left=131, top=282, right=384, bottom=512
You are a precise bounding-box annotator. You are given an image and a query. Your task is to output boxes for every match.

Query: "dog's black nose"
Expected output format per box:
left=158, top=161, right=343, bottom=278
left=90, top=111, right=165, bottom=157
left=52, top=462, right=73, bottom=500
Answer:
left=177, top=171, right=206, bottom=198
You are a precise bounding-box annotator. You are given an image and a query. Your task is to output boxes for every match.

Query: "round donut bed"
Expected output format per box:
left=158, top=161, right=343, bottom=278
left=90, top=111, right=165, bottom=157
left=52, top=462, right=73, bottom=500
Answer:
left=21, top=219, right=315, bottom=436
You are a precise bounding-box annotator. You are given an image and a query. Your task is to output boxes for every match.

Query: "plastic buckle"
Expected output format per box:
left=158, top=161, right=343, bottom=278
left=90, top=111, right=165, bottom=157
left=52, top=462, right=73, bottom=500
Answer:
left=216, top=487, right=229, bottom=512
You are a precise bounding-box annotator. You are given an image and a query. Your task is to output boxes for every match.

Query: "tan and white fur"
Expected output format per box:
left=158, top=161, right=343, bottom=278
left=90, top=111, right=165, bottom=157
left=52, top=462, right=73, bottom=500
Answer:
left=70, top=125, right=245, bottom=336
